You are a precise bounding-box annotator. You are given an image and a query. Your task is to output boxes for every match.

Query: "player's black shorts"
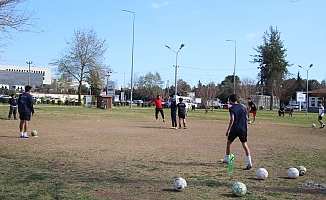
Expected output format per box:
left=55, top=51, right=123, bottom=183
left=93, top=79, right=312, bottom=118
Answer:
left=228, top=132, right=247, bottom=143
left=178, top=112, right=186, bottom=119
left=318, top=116, right=323, bottom=121
left=19, top=112, right=31, bottom=121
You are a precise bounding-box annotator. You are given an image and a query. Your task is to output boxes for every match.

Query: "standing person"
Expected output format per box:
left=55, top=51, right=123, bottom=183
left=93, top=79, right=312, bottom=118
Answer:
left=169, top=95, right=177, bottom=129
left=247, top=98, right=257, bottom=124
left=223, top=94, right=252, bottom=170
left=177, top=98, right=187, bottom=129
left=318, top=101, right=325, bottom=128
left=148, top=95, right=166, bottom=122
left=18, top=85, right=34, bottom=138
left=8, top=94, right=18, bottom=120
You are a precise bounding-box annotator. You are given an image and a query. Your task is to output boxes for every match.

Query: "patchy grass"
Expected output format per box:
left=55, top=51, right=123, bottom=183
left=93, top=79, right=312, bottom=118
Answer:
left=0, top=104, right=325, bottom=199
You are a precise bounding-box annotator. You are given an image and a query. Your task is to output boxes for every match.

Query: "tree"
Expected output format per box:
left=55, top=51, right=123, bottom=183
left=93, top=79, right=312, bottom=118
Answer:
left=0, top=0, right=38, bottom=51
left=237, top=77, right=257, bottom=102
left=194, top=82, right=219, bottom=109
left=136, top=72, right=164, bottom=100
left=50, top=28, right=108, bottom=104
left=251, top=26, right=291, bottom=110
left=177, top=79, right=191, bottom=96
left=218, top=75, right=240, bottom=103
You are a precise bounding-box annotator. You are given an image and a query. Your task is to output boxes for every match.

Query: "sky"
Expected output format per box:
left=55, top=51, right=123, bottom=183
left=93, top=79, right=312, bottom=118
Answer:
left=1, top=0, right=325, bottom=89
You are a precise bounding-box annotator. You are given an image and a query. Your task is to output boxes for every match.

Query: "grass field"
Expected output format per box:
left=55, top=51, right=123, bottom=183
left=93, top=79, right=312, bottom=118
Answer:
left=0, top=104, right=325, bottom=199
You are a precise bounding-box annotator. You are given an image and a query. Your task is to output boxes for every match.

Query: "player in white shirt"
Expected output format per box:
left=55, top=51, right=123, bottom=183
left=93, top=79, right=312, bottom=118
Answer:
left=318, top=101, right=325, bottom=129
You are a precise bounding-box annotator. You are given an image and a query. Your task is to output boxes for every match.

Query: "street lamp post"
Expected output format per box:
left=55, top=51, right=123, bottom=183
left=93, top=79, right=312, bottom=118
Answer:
left=122, top=9, right=135, bottom=108
left=298, top=64, right=313, bottom=115
left=165, top=44, right=185, bottom=97
left=26, top=61, right=33, bottom=86
left=226, top=40, right=236, bottom=94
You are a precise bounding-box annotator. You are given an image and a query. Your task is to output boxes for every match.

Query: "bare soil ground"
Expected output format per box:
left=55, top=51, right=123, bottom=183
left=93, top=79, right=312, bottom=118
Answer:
left=0, top=106, right=325, bottom=199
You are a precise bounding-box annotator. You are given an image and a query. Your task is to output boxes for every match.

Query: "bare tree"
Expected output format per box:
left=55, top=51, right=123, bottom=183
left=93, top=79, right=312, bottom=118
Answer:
left=50, top=28, right=108, bottom=104
left=238, top=77, right=257, bottom=102
left=0, top=0, right=39, bottom=50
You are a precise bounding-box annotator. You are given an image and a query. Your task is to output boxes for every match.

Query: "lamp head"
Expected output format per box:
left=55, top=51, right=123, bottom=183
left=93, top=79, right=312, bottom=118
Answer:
left=180, top=44, right=185, bottom=50
left=309, top=64, right=313, bottom=68
left=298, top=65, right=302, bottom=68
left=165, top=45, right=170, bottom=49
left=122, top=9, right=126, bottom=11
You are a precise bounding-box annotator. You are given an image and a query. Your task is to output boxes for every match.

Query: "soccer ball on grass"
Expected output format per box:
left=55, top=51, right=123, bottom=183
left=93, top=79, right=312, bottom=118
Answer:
left=312, top=123, right=316, bottom=127
left=173, top=178, right=187, bottom=191
left=256, top=168, right=268, bottom=179
left=287, top=167, right=299, bottom=179
left=296, top=166, right=307, bottom=176
left=232, top=182, right=247, bottom=197
left=31, top=130, right=38, bottom=137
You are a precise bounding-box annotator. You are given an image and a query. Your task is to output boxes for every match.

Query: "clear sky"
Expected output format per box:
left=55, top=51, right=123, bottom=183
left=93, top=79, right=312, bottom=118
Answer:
left=1, top=0, right=325, bottom=89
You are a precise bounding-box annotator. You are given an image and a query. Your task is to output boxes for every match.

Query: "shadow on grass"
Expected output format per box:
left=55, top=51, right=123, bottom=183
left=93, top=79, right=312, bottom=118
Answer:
left=0, top=135, right=19, bottom=138
left=140, top=126, right=172, bottom=129
left=155, top=161, right=217, bottom=167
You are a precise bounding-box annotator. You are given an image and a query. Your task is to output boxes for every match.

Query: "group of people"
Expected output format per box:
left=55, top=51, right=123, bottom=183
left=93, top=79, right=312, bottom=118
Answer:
left=147, top=95, right=187, bottom=129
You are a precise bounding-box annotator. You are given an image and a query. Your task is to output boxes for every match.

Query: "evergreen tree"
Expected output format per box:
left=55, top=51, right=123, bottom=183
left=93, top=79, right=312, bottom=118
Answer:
left=251, top=26, right=291, bottom=110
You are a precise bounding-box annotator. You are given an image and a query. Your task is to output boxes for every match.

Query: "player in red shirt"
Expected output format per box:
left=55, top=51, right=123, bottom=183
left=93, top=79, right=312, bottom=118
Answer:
left=148, top=95, right=167, bottom=122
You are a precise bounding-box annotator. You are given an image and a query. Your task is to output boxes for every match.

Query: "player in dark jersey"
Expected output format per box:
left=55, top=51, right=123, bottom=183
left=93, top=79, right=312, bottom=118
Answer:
left=18, top=85, right=34, bottom=138
left=247, top=98, right=257, bottom=124
left=169, top=95, right=177, bottom=129
left=223, top=94, right=252, bottom=170
left=177, top=98, right=187, bottom=129
left=8, top=94, right=18, bottom=120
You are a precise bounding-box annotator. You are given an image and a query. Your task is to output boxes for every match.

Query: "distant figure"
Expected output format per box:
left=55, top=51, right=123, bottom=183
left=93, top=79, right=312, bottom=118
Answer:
left=18, top=85, right=34, bottom=138
left=278, top=105, right=285, bottom=116
left=8, top=94, right=17, bottom=120
left=177, top=98, right=187, bottom=129
left=247, top=98, right=257, bottom=124
left=318, top=101, right=325, bottom=129
left=169, top=95, right=177, bottom=129
left=223, top=94, right=252, bottom=170
left=148, top=95, right=166, bottom=122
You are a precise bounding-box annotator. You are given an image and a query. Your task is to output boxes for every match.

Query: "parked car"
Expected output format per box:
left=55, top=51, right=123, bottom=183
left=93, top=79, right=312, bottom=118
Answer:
left=222, top=104, right=232, bottom=109
left=32, top=97, right=41, bottom=103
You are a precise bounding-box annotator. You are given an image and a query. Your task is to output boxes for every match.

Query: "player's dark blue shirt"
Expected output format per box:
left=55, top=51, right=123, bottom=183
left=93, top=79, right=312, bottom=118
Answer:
left=177, top=102, right=186, bottom=114
left=18, top=92, right=34, bottom=114
left=9, top=98, right=17, bottom=106
left=229, top=104, right=247, bottom=133
left=170, top=99, right=177, bottom=112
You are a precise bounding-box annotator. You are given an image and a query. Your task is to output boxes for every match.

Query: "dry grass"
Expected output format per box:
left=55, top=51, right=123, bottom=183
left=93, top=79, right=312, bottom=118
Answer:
left=0, top=105, right=325, bottom=199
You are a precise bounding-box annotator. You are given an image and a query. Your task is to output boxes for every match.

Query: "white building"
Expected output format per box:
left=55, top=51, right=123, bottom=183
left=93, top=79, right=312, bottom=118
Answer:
left=0, top=65, right=52, bottom=85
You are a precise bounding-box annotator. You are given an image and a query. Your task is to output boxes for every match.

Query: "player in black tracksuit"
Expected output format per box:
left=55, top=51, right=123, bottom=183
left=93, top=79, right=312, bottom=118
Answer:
left=177, top=98, right=187, bottom=129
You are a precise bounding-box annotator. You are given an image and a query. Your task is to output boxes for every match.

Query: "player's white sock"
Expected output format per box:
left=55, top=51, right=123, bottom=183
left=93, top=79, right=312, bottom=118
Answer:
left=247, top=156, right=252, bottom=166
left=23, top=132, right=28, bottom=137
left=225, top=154, right=230, bottom=162
left=20, top=132, right=23, bottom=137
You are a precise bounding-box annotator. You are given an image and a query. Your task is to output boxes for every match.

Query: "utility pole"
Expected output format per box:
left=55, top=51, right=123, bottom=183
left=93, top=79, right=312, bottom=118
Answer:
left=26, top=61, right=33, bottom=86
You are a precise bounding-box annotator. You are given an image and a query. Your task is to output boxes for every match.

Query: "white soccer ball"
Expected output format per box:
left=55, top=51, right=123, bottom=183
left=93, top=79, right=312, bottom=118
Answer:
left=31, top=130, right=38, bottom=136
left=312, top=123, right=316, bottom=127
left=287, top=167, right=300, bottom=179
left=173, top=178, right=187, bottom=191
left=256, top=168, right=268, bottom=179
left=232, top=182, right=247, bottom=197
left=296, top=166, right=307, bottom=176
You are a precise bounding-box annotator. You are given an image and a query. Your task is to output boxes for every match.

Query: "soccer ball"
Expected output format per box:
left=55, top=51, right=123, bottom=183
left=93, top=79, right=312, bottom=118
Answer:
left=296, top=166, right=307, bottom=176
left=230, top=153, right=235, bottom=162
left=232, top=182, right=247, bottom=197
left=256, top=168, right=268, bottom=179
left=173, top=178, right=187, bottom=191
left=31, top=130, right=38, bottom=137
left=312, top=123, right=316, bottom=127
left=287, top=168, right=300, bottom=179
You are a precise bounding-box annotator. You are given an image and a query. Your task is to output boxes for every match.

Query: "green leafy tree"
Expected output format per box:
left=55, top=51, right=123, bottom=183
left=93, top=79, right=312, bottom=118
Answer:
left=218, top=75, right=240, bottom=103
left=136, top=72, right=164, bottom=100
left=251, top=26, right=291, bottom=110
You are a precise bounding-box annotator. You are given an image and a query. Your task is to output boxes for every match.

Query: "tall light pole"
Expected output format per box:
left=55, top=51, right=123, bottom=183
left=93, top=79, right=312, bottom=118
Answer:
left=122, top=9, right=135, bottom=108
left=165, top=44, right=185, bottom=97
left=26, top=61, right=33, bottom=86
left=298, top=64, right=313, bottom=115
left=226, top=40, right=236, bottom=94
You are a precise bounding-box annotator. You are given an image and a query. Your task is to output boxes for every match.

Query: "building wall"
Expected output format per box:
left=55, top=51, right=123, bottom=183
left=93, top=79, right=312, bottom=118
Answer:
left=0, top=65, right=52, bottom=85
left=0, top=71, right=43, bottom=90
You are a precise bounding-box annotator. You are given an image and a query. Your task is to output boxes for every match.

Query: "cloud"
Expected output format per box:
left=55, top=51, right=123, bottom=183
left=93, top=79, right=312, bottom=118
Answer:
left=245, top=32, right=262, bottom=40
left=150, top=2, right=170, bottom=8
